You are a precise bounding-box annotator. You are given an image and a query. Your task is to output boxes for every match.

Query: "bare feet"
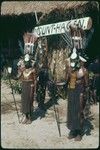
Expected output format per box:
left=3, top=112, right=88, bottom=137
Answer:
left=22, top=118, right=28, bottom=124
left=74, top=135, right=82, bottom=141
left=26, top=119, right=32, bottom=124
left=67, top=134, right=76, bottom=139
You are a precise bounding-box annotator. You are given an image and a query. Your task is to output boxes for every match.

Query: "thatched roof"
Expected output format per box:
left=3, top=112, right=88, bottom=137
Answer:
left=1, top=1, right=89, bottom=15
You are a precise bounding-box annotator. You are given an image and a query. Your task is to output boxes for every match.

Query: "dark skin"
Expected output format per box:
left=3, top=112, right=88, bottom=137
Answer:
left=18, top=62, right=37, bottom=124
left=66, top=61, right=89, bottom=139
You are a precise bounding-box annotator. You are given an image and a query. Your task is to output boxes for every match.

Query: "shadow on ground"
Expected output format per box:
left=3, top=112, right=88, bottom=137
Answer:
left=1, top=101, right=21, bottom=114
left=82, top=117, right=94, bottom=136
left=32, top=97, right=59, bottom=121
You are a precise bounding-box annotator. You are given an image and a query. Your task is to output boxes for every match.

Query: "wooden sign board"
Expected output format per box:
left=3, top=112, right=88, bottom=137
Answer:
left=33, top=17, right=92, bottom=37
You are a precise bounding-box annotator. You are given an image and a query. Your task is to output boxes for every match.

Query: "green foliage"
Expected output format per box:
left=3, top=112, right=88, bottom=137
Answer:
left=1, top=74, right=9, bottom=81
left=89, top=72, right=94, bottom=79
left=2, top=77, right=22, bottom=94
left=11, top=81, right=22, bottom=94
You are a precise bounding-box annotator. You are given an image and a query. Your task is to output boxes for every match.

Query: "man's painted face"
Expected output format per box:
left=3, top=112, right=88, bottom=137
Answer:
left=70, top=58, right=81, bottom=70
left=70, top=59, right=76, bottom=68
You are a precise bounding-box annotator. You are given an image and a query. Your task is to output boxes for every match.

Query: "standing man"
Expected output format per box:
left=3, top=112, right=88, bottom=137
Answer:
left=17, top=54, right=37, bottom=124
left=90, top=57, right=100, bottom=104
left=36, top=60, right=49, bottom=111
left=66, top=50, right=88, bottom=141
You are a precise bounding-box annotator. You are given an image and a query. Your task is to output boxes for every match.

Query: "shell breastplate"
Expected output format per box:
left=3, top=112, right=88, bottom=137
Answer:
left=23, top=70, right=32, bottom=79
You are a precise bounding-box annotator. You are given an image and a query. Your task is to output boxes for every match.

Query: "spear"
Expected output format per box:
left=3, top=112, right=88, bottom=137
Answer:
left=7, top=67, right=21, bottom=123
left=53, top=99, right=61, bottom=137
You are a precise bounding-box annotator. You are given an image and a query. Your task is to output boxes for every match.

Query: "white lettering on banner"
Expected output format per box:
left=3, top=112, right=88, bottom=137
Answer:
left=33, top=17, right=92, bottom=37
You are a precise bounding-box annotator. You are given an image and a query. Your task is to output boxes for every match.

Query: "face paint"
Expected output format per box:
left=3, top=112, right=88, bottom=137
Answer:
left=70, top=62, right=75, bottom=67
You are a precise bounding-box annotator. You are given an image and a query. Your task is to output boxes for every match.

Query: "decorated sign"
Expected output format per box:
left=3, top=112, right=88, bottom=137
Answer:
left=33, top=17, right=92, bottom=37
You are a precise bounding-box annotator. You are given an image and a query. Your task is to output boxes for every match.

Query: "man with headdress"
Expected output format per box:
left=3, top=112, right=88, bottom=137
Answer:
left=66, top=47, right=89, bottom=141
left=17, top=54, right=37, bottom=124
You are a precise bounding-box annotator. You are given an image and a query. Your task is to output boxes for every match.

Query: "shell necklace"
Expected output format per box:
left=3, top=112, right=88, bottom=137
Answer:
left=23, top=69, right=32, bottom=78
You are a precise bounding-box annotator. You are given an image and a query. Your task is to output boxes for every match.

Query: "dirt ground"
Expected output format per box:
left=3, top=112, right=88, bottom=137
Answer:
left=1, top=80, right=99, bottom=149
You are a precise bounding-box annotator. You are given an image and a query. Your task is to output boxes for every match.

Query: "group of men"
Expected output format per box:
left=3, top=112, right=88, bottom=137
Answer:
left=15, top=41, right=99, bottom=141
left=6, top=25, right=99, bottom=141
